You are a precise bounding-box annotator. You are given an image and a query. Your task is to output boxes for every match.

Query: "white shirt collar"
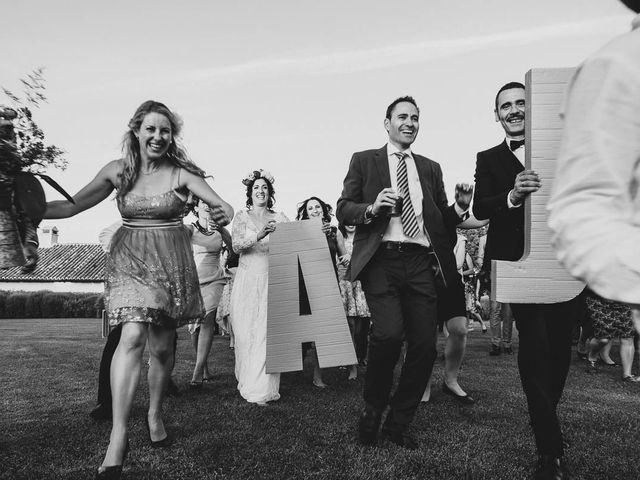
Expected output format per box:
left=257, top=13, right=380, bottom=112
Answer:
left=387, top=143, right=413, bottom=158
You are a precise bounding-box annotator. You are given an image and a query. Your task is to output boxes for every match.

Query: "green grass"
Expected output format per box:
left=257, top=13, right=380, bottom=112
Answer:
left=1, top=318, right=639, bottom=480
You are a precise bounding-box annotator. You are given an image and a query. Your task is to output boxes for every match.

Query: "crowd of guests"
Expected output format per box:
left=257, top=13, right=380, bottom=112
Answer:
left=35, top=4, right=640, bottom=477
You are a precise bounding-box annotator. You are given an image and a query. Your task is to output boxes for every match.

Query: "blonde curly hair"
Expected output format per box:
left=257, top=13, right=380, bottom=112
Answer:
left=117, top=100, right=205, bottom=199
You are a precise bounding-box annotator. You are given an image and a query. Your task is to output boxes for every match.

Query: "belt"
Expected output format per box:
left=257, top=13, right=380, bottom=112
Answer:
left=380, top=241, right=433, bottom=254
left=122, top=218, right=183, bottom=229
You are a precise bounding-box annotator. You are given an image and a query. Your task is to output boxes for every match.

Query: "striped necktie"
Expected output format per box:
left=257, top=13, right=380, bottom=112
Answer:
left=394, top=152, right=421, bottom=238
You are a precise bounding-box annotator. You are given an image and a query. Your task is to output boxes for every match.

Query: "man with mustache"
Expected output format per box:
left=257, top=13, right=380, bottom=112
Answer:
left=337, top=96, right=472, bottom=449
left=473, top=83, right=579, bottom=479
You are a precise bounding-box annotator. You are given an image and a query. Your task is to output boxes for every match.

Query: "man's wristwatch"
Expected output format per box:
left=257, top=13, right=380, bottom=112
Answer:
left=364, top=204, right=376, bottom=220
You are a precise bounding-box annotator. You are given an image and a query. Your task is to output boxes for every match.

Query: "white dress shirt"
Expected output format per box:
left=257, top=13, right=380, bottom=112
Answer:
left=505, top=137, right=525, bottom=209
left=382, top=144, right=431, bottom=247
left=548, top=14, right=640, bottom=305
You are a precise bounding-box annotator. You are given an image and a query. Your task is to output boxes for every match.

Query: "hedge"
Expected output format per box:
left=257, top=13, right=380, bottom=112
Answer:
left=0, top=290, right=104, bottom=318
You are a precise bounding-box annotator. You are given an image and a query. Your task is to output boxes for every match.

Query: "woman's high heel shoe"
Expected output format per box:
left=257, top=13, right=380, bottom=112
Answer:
left=95, top=440, right=129, bottom=479
left=145, top=416, right=170, bottom=448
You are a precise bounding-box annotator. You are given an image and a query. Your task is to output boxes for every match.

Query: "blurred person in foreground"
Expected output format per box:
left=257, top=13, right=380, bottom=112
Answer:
left=548, top=0, right=640, bottom=338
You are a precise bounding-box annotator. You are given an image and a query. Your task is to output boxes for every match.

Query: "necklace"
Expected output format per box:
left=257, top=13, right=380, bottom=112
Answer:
left=192, top=221, right=215, bottom=236
left=140, top=168, right=159, bottom=176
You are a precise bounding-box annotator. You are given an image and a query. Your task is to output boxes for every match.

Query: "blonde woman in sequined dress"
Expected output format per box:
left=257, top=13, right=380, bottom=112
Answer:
left=45, top=101, right=233, bottom=480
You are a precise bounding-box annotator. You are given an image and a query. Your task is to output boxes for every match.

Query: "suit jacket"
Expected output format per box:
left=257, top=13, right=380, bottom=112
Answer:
left=336, top=145, right=462, bottom=287
left=472, top=140, right=524, bottom=265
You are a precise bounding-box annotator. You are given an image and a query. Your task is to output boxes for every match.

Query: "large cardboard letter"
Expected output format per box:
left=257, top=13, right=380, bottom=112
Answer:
left=493, top=68, right=585, bottom=304
left=266, top=218, right=356, bottom=373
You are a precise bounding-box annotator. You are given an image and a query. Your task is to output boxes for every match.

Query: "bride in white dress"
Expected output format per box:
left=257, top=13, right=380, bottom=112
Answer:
left=230, top=170, right=288, bottom=405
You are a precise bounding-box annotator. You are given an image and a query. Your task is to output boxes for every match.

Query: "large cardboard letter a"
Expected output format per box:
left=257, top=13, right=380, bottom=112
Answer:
left=266, top=219, right=356, bottom=373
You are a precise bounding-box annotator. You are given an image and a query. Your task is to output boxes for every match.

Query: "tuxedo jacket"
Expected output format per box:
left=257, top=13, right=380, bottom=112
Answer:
left=336, top=145, right=463, bottom=288
left=472, top=140, right=525, bottom=265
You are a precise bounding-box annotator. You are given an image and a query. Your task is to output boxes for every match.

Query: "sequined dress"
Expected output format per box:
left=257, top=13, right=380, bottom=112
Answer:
left=105, top=188, right=204, bottom=328
left=230, top=208, right=288, bottom=403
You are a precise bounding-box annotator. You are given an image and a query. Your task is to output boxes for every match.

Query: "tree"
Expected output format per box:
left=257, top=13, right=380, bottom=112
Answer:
left=2, top=67, right=67, bottom=174
left=1, top=69, right=69, bottom=272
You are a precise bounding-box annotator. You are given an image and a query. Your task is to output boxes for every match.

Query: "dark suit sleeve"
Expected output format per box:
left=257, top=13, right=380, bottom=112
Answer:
left=472, top=150, right=511, bottom=220
left=336, top=153, right=369, bottom=225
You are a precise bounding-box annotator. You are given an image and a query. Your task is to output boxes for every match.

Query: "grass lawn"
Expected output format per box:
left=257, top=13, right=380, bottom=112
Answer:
left=1, top=318, right=639, bottom=480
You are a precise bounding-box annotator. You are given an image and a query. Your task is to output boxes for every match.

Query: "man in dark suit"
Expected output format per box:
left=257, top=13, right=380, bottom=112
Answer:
left=337, top=96, right=471, bottom=449
left=473, top=82, right=579, bottom=480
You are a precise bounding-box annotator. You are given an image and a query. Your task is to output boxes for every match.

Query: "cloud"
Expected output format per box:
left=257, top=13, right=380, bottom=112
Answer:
left=167, top=15, right=630, bottom=79
left=60, top=15, right=630, bottom=95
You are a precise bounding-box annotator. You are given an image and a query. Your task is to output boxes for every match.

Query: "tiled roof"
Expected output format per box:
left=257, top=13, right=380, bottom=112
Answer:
left=0, top=244, right=106, bottom=282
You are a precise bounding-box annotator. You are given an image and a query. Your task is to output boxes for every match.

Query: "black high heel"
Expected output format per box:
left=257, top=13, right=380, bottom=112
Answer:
left=145, top=416, right=170, bottom=448
left=95, top=440, right=129, bottom=479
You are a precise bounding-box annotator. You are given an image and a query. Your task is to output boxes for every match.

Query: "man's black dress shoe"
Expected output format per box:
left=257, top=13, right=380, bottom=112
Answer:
left=534, top=455, right=571, bottom=480
left=489, top=345, right=502, bottom=356
left=381, top=424, right=419, bottom=450
left=442, top=383, right=475, bottom=405
left=358, top=407, right=381, bottom=446
left=89, top=403, right=112, bottom=421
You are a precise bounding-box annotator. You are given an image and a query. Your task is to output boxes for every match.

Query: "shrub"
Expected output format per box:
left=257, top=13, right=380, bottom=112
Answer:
left=0, top=290, right=8, bottom=317
left=41, top=292, right=66, bottom=318
left=3, top=292, right=28, bottom=318
left=0, top=290, right=104, bottom=318
left=24, top=290, right=47, bottom=318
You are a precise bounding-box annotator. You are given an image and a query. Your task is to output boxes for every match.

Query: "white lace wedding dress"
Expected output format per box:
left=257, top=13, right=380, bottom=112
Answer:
left=229, top=208, right=288, bottom=403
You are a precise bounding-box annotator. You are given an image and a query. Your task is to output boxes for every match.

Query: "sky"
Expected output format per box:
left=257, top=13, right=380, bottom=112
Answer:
left=1, top=0, right=635, bottom=243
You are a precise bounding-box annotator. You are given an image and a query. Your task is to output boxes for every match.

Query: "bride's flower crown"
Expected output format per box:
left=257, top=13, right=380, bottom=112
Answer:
left=241, top=169, right=275, bottom=186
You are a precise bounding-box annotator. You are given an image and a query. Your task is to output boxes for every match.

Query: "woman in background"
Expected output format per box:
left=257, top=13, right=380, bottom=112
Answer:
left=217, top=248, right=239, bottom=349
left=296, top=196, right=348, bottom=387
left=585, top=291, right=639, bottom=382
left=337, top=222, right=370, bottom=380
left=187, top=199, right=232, bottom=388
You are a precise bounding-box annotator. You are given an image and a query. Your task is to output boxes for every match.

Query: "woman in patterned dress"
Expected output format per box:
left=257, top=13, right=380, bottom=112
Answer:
left=45, top=101, right=233, bottom=479
left=585, top=290, right=640, bottom=382
left=337, top=222, right=371, bottom=379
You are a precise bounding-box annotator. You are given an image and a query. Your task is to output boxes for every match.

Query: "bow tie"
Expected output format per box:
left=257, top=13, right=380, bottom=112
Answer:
left=509, top=139, right=525, bottom=151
